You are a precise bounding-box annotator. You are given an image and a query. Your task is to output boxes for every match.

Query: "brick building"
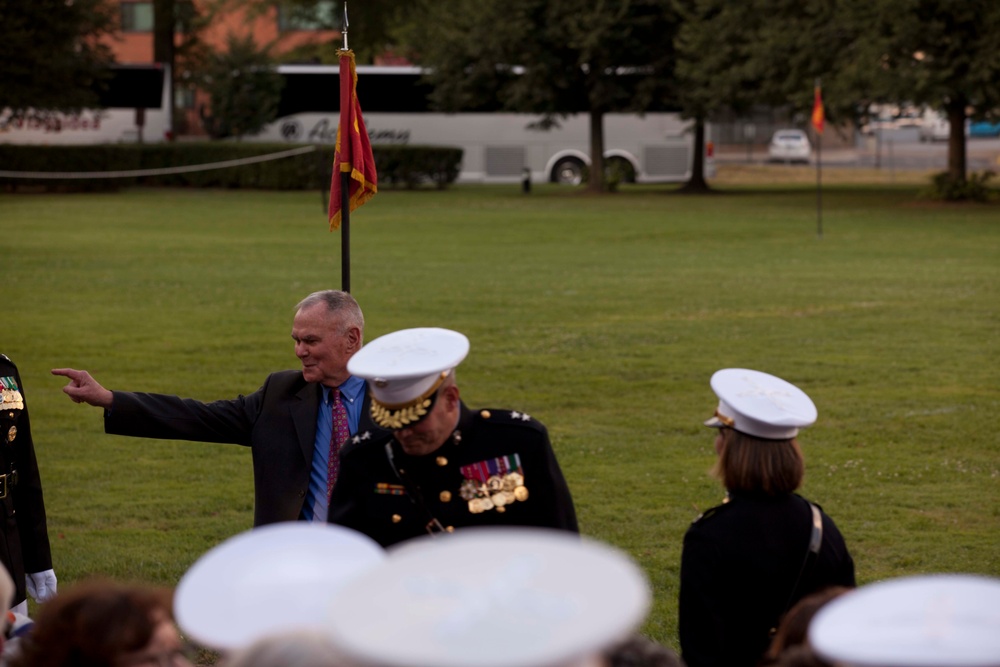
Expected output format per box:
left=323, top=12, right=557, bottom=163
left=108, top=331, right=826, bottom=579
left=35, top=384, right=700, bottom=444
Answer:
left=102, top=1, right=341, bottom=135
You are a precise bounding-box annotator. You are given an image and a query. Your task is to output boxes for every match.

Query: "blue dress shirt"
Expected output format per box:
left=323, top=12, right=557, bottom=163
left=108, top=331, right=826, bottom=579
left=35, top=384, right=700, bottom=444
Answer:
left=301, top=375, right=365, bottom=522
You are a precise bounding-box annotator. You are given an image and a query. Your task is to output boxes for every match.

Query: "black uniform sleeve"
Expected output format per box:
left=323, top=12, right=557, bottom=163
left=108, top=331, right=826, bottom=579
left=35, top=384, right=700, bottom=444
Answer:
left=819, top=510, right=856, bottom=588
left=525, top=423, right=579, bottom=533
left=678, top=521, right=727, bottom=667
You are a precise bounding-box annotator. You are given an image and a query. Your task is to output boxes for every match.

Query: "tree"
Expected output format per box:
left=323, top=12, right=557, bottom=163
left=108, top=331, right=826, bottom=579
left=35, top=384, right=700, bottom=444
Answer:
left=152, top=0, right=212, bottom=137
left=675, top=0, right=1000, bottom=189
left=199, top=35, right=284, bottom=139
left=0, top=0, right=115, bottom=122
left=403, top=0, right=681, bottom=193
left=673, top=0, right=772, bottom=192
left=675, top=1, right=865, bottom=136
left=857, top=0, right=1000, bottom=184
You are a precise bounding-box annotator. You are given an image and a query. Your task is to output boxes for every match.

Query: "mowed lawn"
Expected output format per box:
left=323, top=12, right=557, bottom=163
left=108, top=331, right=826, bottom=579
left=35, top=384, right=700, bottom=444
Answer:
left=3, top=179, right=998, bottom=647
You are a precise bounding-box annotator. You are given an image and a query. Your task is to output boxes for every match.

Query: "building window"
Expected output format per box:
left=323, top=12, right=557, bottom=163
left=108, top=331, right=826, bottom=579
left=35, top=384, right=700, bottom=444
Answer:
left=277, top=0, right=338, bottom=31
left=121, top=2, right=154, bottom=32
left=175, top=86, right=196, bottom=110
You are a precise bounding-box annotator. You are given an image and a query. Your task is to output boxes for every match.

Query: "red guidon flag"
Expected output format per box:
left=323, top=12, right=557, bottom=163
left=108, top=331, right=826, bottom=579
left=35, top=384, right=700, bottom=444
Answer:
left=329, top=49, right=377, bottom=231
left=811, top=84, right=825, bottom=135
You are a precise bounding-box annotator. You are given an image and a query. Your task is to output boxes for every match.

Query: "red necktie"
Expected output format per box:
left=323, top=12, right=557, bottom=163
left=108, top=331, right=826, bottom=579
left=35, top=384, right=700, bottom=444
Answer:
left=327, top=390, right=350, bottom=501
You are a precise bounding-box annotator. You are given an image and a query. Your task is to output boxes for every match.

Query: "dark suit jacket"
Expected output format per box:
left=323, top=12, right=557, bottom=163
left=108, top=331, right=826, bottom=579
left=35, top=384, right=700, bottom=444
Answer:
left=0, top=355, right=54, bottom=605
left=328, top=403, right=579, bottom=547
left=104, top=370, right=384, bottom=526
left=679, top=491, right=855, bottom=667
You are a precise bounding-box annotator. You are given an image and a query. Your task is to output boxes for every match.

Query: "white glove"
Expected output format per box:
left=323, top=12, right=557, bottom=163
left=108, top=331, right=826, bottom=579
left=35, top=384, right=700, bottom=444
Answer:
left=26, top=569, right=57, bottom=603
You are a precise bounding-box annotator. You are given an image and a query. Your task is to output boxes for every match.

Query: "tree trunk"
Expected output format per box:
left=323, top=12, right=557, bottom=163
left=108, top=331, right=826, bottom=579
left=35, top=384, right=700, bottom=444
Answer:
left=681, top=116, right=710, bottom=192
left=153, top=0, right=176, bottom=140
left=945, top=97, right=966, bottom=183
left=588, top=110, right=606, bottom=193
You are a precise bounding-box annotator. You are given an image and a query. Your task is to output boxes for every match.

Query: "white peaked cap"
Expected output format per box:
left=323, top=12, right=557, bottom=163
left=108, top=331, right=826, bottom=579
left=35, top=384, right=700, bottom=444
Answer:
left=348, top=327, right=470, bottom=429
left=324, top=527, right=651, bottom=667
left=174, top=523, right=385, bottom=652
left=810, top=574, right=1000, bottom=667
left=704, top=368, right=818, bottom=439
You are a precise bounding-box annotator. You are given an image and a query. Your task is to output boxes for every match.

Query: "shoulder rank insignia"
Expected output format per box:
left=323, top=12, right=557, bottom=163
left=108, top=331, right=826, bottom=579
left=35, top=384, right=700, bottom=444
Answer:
left=477, top=408, right=544, bottom=433
left=459, top=454, right=529, bottom=514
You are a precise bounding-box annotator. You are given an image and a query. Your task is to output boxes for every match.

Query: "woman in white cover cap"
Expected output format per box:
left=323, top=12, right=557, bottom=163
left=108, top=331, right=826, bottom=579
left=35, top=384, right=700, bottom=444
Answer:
left=678, top=369, right=855, bottom=667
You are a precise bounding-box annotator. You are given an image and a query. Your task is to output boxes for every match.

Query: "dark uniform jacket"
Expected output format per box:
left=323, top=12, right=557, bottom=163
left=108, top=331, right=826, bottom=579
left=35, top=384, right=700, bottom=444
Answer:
left=679, top=491, right=855, bottom=667
left=104, top=370, right=385, bottom=527
left=0, top=355, right=54, bottom=606
left=327, top=403, right=578, bottom=547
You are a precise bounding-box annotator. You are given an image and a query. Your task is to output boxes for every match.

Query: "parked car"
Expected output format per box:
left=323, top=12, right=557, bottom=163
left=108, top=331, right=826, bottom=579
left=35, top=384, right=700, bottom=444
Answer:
left=969, top=120, right=1000, bottom=138
left=768, top=129, right=811, bottom=163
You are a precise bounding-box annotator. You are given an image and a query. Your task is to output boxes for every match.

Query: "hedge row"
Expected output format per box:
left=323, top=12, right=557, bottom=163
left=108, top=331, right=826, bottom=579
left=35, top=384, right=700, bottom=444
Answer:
left=0, top=143, right=463, bottom=192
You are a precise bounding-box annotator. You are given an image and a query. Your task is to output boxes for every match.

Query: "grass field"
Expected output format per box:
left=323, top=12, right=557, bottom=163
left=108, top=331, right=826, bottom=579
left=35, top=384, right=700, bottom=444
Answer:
left=2, top=172, right=998, bottom=649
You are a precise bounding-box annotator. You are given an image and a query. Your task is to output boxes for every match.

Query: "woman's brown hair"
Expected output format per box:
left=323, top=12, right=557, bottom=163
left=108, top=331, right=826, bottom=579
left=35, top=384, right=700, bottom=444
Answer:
left=713, top=428, right=805, bottom=495
left=9, top=579, right=174, bottom=667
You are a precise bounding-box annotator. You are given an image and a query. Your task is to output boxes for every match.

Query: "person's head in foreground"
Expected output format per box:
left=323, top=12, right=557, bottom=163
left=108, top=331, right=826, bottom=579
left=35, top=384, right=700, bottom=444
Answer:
left=173, top=523, right=385, bottom=655
left=9, top=579, right=192, bottom=667
left=763, top=586, right=851, bottom=664
left=808, top=573, right=1000, bottom=667
left=703, top=368, right=817, bottom=495
left=603, top=634, right=685, bottom=667
left=323, top=527, right=651, bottom=667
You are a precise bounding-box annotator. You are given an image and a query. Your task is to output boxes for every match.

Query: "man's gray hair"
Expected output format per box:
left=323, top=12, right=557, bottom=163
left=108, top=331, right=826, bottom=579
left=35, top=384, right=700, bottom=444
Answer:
left=296, top=290, right=365, bottom=338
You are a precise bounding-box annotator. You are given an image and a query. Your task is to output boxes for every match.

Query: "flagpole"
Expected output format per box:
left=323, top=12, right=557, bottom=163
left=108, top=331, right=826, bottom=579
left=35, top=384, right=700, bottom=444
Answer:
left=813, top=78, right=824, bottom=240
left=340, top=3, right=351, bottom=292
left=816, top=131, right=822, bottom=239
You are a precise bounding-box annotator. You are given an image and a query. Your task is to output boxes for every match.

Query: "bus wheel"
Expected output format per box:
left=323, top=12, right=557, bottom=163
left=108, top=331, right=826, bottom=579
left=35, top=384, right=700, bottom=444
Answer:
left=551, top=158, right=586, bottom=185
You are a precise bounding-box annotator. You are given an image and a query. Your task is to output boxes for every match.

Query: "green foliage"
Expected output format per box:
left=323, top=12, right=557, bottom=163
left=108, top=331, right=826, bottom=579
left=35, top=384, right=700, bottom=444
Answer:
left=674, top=0, right=869, bottom=123
left=198, top=35, right=285, bottom=139
left=0, top=143, right=462, bottom=192
left=3, top=183, right=998, bottom=644
left=920, top=170, right=998, bottom=202
left=675, top=0, right=1000, bottom=182
left=0, top=0, right=115, bottom=122
left=372, top=146, right=462, bottom=190
left=404, top=0, right=682, bottom=192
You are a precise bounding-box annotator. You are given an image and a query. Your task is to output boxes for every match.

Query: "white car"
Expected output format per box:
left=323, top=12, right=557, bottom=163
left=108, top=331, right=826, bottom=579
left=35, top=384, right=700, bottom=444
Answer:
left=768, top=129, right=811, bottom=163
left=918, top=112, right=970, bottom=142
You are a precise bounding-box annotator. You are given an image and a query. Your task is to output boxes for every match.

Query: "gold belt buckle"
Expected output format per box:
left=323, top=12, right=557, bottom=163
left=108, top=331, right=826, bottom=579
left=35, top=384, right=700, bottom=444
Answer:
left=0, top=474, right=7, bottom=500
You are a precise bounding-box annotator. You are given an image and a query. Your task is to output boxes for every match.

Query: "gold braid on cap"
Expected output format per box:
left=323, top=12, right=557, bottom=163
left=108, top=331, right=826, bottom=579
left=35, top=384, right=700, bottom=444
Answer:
left=714, top=409, right=735, bottom=427
left=370, top=371, right=450, bottom=429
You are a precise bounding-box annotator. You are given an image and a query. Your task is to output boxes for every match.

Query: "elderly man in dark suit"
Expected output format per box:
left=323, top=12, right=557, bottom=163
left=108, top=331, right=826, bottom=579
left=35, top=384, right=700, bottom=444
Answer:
left=52, top=290, right=385, bottom=526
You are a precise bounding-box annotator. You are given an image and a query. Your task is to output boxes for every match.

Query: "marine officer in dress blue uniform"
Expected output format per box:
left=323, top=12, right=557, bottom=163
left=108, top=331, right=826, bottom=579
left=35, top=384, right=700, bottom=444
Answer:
left=328, top=328, right=578, bottom=547
left=0, top=354, right=57, bottom=615
left=679, top=368, right=855, bottom=667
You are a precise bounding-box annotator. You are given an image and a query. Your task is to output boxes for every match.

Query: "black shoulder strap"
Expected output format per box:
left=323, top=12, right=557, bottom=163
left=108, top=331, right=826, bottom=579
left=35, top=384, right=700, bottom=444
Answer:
left=383, top=440, right=447, bottom=537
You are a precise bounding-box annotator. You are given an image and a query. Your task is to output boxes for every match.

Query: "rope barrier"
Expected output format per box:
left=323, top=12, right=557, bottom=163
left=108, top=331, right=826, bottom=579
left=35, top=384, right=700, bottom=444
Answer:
left=0, top=145, right=318, bottom=179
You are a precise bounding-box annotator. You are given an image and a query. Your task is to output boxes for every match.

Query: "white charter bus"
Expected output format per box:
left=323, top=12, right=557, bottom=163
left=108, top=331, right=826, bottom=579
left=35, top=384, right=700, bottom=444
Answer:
left=0, top=65, right=172, bottom=145
left=249, top=65, right=713, bottom=185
